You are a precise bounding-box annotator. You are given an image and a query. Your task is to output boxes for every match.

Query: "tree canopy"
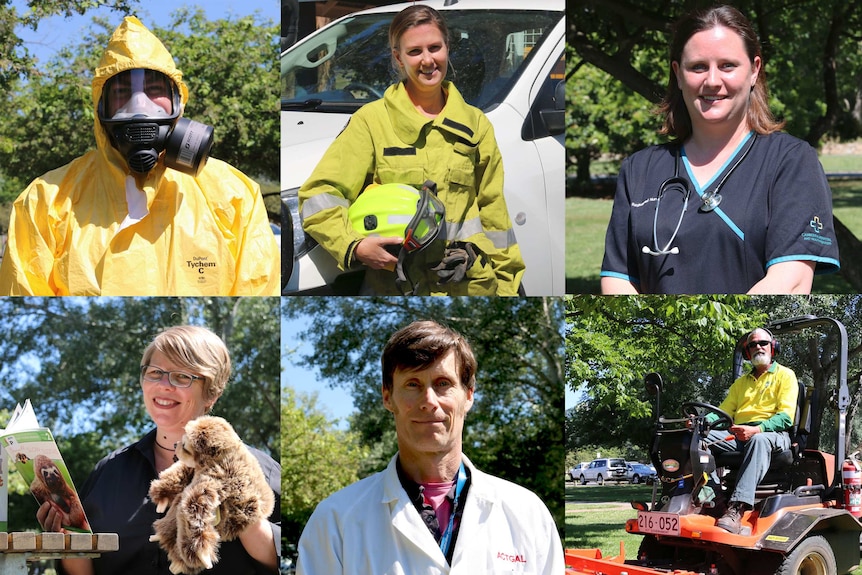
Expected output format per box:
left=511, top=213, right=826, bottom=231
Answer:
left=281, top=296, right=565, bottom=532
left=280, top=384, right=366, bottom=552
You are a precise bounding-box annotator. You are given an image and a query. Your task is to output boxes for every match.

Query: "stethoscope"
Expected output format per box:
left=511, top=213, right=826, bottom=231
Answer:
left=642, top=134, right=757, bottom=256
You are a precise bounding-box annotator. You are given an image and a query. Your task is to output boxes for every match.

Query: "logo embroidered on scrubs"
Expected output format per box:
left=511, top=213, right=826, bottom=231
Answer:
left=809, top=216, right=823, bottom=234
left=802, top=214, right=832, bottom=246
left=187, top=255, right=217, bottom=283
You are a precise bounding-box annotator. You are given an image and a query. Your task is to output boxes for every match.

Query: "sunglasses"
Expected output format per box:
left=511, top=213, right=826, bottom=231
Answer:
left=746, top=340, right=771, bottom=350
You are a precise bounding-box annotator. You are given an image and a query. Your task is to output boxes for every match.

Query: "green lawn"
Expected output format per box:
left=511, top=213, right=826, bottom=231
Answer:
left=567, top=158, right=862, bottom=294
left=565, top=483, right=656, bottom=559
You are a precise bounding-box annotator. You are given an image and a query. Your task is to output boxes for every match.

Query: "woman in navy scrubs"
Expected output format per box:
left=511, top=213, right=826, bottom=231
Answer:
left=600, top=5, right=839, bottom=294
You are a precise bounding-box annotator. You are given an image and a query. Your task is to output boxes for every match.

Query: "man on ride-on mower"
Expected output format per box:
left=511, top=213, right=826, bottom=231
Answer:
left=707, top=328, right=799, bottom=534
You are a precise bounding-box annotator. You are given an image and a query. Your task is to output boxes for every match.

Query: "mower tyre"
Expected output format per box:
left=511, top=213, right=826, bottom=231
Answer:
left=775, top=535, right=836, bottom=575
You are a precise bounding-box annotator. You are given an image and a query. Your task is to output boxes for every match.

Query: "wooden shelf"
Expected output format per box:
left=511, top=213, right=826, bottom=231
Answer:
left=0, top=532, right=118, bottom=553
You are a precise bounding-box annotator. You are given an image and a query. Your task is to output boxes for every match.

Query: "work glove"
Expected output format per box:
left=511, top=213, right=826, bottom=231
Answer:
left=431, top=242, right=478, bottom=284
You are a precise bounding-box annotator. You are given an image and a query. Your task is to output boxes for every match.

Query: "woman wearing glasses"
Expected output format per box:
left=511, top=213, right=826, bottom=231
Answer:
left=40, top=325, right=280, bottom=575
left=600, top=5, right=839, bottom=294
left=298, top=5, right=524, bottom=296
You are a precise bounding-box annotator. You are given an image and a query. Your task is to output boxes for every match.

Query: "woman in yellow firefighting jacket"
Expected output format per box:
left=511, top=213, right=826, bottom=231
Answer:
left=298, top=5, right=525, bottom=296
left=0, top=16, right=279, bottom=296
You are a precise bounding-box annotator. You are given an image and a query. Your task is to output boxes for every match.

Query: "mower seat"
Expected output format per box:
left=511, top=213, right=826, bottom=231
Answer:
left=714, top=379, right=813, bottom=486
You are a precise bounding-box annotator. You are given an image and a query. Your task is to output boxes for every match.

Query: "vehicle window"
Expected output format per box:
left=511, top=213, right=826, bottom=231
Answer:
left=281, top=9, right=561, bottom=113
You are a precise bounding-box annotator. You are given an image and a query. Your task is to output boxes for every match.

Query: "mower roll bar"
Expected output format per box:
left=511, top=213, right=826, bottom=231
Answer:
left=734, top=315, right=849, bottom=490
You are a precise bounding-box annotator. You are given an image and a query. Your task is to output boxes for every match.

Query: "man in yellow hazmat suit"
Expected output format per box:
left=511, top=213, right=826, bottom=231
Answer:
left=0, top=16, right=279, bottom=296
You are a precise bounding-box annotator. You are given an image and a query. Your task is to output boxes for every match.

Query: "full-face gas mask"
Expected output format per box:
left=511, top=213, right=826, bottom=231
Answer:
left=98, top=68, right=214, bottom=175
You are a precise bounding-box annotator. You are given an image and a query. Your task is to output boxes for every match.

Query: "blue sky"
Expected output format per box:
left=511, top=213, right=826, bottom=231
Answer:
left=13, top=0, right=278, bottom=67
left=280, top=315, right=355, bottom=431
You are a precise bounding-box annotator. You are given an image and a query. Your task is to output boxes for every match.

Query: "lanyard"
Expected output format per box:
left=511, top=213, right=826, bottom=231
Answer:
left=438, top=462, right=468, bottom=558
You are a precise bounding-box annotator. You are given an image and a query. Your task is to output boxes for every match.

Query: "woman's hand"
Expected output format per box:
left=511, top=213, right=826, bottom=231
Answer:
left=600, top=276, right=640, bottom=294
left=354, top=237, right=401, bottom=271
left=747, top=260, right=815, bottom=294
left=36, top=500, right=68, bottom=533
left=238, top=518, right=278, bottom=572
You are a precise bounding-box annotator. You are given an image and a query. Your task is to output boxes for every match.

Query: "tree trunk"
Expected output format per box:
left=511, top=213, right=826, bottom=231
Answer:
left=575, top=149, right=592, bottom=184
left=804, top=5, right=845, bottom=145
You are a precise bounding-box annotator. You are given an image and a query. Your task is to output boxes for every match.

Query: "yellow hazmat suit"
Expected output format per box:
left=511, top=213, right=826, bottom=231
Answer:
left=0, top=17, right=279, bottom=296
left=299, top=81, right=524, bottom=296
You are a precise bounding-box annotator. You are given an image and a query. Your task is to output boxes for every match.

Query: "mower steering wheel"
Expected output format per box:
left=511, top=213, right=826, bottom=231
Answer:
left=680, top=401, right=733, bottom=431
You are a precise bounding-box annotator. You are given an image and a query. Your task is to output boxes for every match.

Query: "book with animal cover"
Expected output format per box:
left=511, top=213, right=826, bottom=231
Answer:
left=0, top=399, right=92, bottom=533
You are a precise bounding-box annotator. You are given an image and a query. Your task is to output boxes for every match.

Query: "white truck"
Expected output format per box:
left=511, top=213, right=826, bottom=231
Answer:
left=280, top=0, right=565, bottom=295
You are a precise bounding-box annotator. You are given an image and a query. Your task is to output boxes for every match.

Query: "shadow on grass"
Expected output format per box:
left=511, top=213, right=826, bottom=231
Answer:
left=567, top=275, right=600, bottom=295
left=566, top=483, right=653, bottom=504
left=829, top=179, right=862, bottom=211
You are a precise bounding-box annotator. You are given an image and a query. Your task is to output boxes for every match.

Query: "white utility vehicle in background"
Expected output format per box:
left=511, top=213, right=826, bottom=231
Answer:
left=280, top=0, right=565, bottom=295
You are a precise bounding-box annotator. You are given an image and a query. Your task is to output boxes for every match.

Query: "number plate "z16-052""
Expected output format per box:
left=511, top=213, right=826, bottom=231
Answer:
left=636, top=511, right=680, bottom=536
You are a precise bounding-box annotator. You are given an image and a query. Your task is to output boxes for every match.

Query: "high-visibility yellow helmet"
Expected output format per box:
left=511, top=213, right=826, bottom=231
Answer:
left=348, top=181, right=445, bottom=253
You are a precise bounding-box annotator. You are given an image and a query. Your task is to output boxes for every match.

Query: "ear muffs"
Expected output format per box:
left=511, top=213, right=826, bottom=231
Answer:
left=741, top=327, right=780, bottom=360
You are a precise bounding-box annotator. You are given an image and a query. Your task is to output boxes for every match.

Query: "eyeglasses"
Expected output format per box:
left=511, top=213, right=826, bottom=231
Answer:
left=140, top=365, right=203, bottom=388
left=746, top=340, right=771, bottom=350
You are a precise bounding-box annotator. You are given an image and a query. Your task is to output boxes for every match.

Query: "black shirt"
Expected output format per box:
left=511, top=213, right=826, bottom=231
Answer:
left=601, top=132, right=840, bottom=293
left=64, top=428, right=280, bottom=575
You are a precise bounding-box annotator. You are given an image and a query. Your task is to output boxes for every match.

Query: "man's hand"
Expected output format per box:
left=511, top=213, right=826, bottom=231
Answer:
left=730, top=424, right=760, bottom=442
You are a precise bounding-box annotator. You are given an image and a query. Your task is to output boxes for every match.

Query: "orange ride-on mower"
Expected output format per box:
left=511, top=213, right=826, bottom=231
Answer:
left=566, top=315, right=862, bottom=575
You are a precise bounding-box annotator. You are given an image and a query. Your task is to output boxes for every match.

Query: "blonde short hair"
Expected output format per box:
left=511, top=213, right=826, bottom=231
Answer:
left=141, top=325, right=231, bottom=401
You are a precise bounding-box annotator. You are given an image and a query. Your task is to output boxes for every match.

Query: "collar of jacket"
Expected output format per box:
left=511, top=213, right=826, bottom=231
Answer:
left=384, top=80, right=480, bottom=147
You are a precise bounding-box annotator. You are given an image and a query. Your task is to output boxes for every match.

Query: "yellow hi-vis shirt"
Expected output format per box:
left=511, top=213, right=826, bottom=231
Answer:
left=299, top=81, right=524, bottom=296
left=0, top=16, right=279, bottom=296
left=718, top=362, right=799, bottom=432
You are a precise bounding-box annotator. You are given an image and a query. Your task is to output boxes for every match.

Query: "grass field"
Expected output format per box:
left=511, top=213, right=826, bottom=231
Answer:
left=565, top=482, right=651, bottom=559
left=567, top=155, right=862, bottom=294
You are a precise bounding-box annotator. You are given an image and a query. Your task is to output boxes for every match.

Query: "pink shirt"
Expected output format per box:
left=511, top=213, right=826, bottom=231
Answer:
left=421, top=480, right=455, bottom=533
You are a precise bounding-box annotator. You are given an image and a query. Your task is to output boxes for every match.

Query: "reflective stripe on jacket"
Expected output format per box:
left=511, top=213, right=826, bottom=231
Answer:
left=299, top=81, right=524, bottom=296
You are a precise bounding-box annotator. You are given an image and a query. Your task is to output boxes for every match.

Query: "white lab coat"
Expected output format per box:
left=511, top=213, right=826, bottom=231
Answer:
left=296, top=454, right=563, bottom=575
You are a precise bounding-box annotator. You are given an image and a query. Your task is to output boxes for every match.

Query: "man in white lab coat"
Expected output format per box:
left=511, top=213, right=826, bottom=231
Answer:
left=295, top=320, right=563, bottom=575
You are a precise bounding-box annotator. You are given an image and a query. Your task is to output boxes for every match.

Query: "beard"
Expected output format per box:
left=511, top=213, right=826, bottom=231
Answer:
left=751, top=351, right=771, bottom=367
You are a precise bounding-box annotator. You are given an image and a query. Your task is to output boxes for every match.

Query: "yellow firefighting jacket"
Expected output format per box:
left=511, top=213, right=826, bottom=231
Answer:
left=299, top=81, right=524, bottom=296
left=0, top=16, right=279, bottom=296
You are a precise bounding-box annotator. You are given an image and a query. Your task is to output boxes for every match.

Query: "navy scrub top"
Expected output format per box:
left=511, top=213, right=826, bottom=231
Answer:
left=63, top=428, right=281, bottom=575
left=601, top=131, right=840, bottom=294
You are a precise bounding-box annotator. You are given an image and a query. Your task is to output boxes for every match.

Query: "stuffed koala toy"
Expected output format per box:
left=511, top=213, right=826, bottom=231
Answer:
left=148, top=416, right=275, bottom=574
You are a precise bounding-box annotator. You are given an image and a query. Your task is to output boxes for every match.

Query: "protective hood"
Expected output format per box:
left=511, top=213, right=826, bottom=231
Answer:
left=92, top=16, right=189, bottom=162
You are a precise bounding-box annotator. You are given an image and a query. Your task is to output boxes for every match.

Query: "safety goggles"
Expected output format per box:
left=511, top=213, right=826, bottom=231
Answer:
left=403, top=181, right=445, bottom=253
